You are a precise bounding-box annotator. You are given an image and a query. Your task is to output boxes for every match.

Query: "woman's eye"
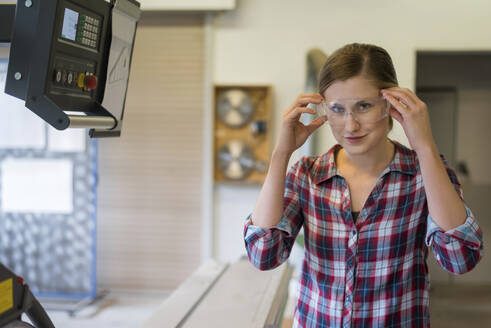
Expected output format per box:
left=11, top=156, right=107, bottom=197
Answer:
left=328, top=104, right=344, bottom=113
left=358, top=103, right=372, bottom=111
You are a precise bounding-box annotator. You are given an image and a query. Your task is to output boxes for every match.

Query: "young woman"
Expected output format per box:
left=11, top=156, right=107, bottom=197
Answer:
left=243, top=43, right=483, bottom=327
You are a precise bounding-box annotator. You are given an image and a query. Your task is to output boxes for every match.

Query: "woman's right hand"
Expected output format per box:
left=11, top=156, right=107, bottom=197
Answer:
left=274, top=93, right=326, bottom=156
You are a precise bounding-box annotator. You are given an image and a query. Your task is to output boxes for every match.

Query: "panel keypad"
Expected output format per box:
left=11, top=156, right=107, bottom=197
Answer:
left=75, top=14, right=100, bottom=49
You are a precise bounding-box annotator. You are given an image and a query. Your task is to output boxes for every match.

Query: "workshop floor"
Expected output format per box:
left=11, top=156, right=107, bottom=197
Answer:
left=33, top=291, right=170, bottom=328
left=21, top=284, right=491, bottom=327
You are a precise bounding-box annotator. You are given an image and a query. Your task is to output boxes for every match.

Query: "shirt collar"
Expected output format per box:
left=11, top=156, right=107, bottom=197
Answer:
left=312, top=140, right=417, bottom=185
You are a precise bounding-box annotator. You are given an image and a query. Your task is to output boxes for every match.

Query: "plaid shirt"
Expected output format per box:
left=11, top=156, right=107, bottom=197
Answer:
left=244, top=141, right=483, bottom=328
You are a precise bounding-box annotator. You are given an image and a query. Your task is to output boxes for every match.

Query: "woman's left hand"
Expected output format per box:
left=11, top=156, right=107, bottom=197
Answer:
left=381, top=87, right=436, bottom=154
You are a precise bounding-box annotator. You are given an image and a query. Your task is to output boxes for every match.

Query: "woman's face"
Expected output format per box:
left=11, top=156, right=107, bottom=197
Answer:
left=322, top=75, right=390, bottom=156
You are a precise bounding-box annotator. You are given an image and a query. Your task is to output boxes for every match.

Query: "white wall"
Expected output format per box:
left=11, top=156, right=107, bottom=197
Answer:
left=211, top=0, right=491, bottom=262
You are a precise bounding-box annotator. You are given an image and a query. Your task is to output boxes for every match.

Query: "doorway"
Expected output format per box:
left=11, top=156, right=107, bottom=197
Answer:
left=416, top=51, right=491, bottom=284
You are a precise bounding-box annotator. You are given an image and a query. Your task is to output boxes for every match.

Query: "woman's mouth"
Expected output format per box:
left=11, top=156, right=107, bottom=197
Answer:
left=345, top=135, right=366, bottom=144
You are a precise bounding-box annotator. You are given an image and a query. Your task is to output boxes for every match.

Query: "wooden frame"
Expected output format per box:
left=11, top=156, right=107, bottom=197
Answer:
left=214, top=85, right=272, bottom=185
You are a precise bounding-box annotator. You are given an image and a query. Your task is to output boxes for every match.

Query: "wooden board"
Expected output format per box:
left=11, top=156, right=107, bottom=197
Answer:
left=141, top=259, right=293, bottom=328
left=140, top=260, right=228, bottom=328
left=182, top=260, right=292, bottom=327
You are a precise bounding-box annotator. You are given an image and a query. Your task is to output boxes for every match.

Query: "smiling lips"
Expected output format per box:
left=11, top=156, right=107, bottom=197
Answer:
left=345, top=135, right=366, bottom=143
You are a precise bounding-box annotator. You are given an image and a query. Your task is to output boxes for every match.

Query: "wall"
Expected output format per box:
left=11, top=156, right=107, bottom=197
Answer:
left=211, top=0, right=491, bottom=263
left=97, top=13, right=205, bottom=290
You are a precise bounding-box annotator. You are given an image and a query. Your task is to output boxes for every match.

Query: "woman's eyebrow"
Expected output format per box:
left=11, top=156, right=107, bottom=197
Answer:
left=354, top=97, right=378, bottom=104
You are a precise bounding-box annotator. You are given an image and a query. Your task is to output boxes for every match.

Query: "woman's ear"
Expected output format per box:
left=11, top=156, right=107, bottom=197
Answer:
left=388, top=116, right=394, bottom=131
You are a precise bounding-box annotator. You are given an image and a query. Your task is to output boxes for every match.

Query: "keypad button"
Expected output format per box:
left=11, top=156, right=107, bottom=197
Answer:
left=67, top=72, right=73, bottom=85
left=54, top=70, right=62, bottom=83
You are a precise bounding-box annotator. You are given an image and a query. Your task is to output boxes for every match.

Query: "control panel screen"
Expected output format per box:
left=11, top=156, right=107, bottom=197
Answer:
left=61, top=8, right=79, bottom=41
left=60, top=6, right=101, bottom=50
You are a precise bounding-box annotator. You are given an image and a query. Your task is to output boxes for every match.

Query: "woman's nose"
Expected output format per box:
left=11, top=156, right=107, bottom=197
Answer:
left=344, top=112, right=360, bottom=131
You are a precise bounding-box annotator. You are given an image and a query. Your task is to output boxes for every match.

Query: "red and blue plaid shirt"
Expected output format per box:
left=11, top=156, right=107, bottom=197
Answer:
left=244, top=140, right=483, bottom=328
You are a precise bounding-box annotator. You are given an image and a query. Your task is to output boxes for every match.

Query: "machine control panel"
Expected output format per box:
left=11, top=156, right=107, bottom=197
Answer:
left=4, top=0, right=141, bottom=137
left=47, top=1, right=107, bottom=104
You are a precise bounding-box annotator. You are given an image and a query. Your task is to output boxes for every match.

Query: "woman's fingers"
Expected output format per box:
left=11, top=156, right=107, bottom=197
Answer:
left=381, top=88, right=416, bottom=110
left=287, top=106, right=317, bottom=120
left=306, top=116, right=327, bottom=133
left=389, top=107, right=403, bottom=124
left=382, top=92, right=411, bottom=116
left=286, top=94, right=323, bottom=114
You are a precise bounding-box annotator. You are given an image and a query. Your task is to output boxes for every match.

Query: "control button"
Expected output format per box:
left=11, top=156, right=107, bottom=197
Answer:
left=54, top=70, right=62, bottom=83
left=77, top=73, right=85, bottom=88
left=85, top=75, right=98, bottom=91
left=67, top=72, right=74, bottom=85
left=94, top=19, right=99, bottom=26
left=62, top=70, right=67, bottom=84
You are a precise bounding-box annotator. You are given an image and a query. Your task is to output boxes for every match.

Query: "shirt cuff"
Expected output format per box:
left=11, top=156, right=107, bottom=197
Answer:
left=243, top=214, right=293, bottom=244
left=425, top=205, right=482, bottom=249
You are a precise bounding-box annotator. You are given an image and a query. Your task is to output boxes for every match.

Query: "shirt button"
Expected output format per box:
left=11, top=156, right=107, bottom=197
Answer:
left=351, top=230, right=356, bottom=236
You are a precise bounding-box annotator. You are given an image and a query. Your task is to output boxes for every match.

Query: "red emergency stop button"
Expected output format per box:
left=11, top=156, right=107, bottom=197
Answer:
left=85, top=75, right=98, bottom=91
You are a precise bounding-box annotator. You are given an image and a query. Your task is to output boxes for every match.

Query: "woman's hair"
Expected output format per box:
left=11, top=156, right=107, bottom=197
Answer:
left=318, top=43, right=398, bottom=130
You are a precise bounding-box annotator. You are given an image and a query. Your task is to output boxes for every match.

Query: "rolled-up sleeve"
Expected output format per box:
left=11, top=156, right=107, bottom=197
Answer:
left=243, top=159, right=306, bottom=271
left=425, top=155, right=483, bottom=274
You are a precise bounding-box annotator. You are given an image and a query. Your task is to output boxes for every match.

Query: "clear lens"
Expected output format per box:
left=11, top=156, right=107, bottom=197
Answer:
left=320, top=96, right=389, bottom=126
